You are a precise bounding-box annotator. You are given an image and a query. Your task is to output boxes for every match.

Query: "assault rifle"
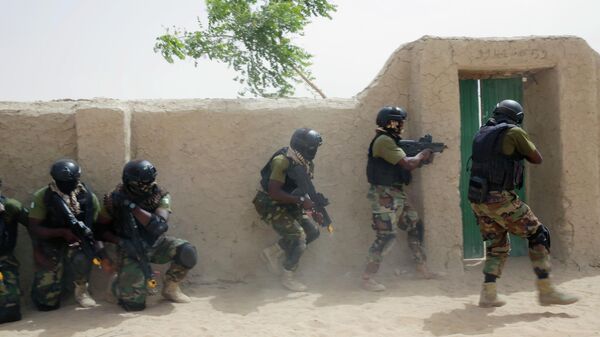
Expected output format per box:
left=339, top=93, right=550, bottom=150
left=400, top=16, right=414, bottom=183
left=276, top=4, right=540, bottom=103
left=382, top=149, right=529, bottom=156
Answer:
left=287, top=164, right=333, bottom=233
left=399, top=134, right=447, bottom=160
left=51, top=192, right=103, bottom=267
left=119, top=201, right=158, bottom=290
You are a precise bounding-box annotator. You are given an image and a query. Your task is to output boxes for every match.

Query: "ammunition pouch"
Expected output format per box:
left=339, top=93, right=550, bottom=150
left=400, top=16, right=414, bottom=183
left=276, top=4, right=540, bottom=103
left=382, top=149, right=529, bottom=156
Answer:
left=252, top=190, right=272, bottom=219
left=468, top=176, right=488, bottom=204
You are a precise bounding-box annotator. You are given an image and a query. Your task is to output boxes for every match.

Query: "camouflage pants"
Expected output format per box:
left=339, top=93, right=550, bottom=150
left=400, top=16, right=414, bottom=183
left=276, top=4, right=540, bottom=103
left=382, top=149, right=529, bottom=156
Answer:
left=253, top=191, right=320, bottom=271
left=471, top=190, right=549, bottom=278
left=114, top=236, right=192, bottom=309
left=0, top=254, right=21, bottom=323
left=31, top=243, right=91, bottom=311
left=365, top=185, right=426, bottom=275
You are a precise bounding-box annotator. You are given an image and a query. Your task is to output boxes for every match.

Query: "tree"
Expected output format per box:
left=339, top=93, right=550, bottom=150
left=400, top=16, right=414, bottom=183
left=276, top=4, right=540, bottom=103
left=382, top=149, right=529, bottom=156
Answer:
left=154, top=0, right=336, bottom=98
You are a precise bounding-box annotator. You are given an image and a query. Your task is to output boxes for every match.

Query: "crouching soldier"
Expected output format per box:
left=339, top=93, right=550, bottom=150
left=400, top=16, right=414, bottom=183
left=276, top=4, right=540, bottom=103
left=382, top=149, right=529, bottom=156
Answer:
left=362, top=107, right=438, bottom=292
left=29, top=159, right=100, bottom=310
left=253, top=128, right=324, bottom=292
left=0, top=178, right=28, bottom=323
left=96, top=160, right=197, bottom=311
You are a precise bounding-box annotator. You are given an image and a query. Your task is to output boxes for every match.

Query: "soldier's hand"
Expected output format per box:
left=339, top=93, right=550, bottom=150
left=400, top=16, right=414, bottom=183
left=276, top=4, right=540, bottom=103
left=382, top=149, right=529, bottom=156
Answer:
left=312, top=211, right=324, bottom=225
left=302, top=198, right=315, bottom=210
left=61, top=229, right=80, bottom=244
left=0, top=203, right=5, bottom=213
left=423, top=152, right=435, bottom=165
left=419, top=149, right=433, bottom=163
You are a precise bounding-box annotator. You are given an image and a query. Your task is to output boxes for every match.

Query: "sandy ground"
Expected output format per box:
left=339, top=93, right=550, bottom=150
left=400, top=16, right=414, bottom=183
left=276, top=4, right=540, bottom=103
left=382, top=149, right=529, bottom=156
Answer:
left=1, top=257, right=599, bottom=337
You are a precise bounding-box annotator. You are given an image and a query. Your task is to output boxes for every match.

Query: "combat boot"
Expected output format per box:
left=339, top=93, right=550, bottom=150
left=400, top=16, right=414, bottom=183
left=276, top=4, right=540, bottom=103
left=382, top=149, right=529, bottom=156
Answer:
left=478, top=282, right=506, bottom=308
left=74, top=282, right=97, bottom=308
left=260, top=242, right=284, bottom=275
left=536, top=279, right=578, bottom=306
left=281, top=269, right=307, bottom=292
left=362, top=277, right=386, bottom=292
left=162, top=280, right=192, bottom=303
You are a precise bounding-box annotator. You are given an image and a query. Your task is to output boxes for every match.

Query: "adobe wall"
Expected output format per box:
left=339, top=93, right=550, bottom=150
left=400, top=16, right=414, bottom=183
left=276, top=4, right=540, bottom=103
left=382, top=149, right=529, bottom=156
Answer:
left=1, top=36, right=599, bottom=287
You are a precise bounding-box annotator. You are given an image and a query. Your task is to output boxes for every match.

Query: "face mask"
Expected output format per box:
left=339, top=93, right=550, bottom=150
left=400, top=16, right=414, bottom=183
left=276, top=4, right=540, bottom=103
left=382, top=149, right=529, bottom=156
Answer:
left=127, top=181, right=156, bottom=197
left=56, top=180, right=79, bottom=194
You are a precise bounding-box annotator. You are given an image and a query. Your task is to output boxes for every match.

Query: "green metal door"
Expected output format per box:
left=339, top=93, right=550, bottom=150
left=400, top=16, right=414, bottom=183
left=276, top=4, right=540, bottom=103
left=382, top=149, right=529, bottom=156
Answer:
left=459, top=79, right=483, bottom=258
left=460, top=77, right=528, bottom=258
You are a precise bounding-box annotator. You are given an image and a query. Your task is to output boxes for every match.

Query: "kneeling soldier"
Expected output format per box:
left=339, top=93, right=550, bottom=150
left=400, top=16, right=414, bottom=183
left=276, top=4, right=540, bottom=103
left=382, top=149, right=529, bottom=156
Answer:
left=0, top=178, right=28, bottom=323
left=254, top=128, right=324, bottom=292
left=96, top=160, right=197, bottom=311
left=29, top=159, right=100, bottom=310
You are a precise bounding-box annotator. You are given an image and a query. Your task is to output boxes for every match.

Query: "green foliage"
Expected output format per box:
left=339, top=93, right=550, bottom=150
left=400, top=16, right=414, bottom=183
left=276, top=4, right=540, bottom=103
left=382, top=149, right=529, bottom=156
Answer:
left=154, top=0, right=336, bottom=97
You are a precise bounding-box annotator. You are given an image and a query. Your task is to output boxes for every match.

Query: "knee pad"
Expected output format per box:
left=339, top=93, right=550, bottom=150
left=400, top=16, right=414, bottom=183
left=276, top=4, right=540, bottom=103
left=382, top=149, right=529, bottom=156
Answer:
left=71, top=251, right=92, bottom=275
left=528, top=224, right=551, bottom=250
left=408, top=220, right=424, bottom=243
left=305, top=226, right=320, bottom=244
left=377, top=233, right=397, bottom=256
left=296, top=237, right=307, bottom=252
left=33, top=300, right=60, bottom=312
left=0, top=304, right=21, bottom=323
left=175, top=243, right=197, bottom=269
left=118, top=299, right=146, bottom=312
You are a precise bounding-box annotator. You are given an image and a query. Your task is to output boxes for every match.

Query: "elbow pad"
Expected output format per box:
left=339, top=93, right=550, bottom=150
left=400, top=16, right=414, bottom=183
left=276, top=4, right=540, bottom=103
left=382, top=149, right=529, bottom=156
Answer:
left=146, top=214, right=169, bottom=237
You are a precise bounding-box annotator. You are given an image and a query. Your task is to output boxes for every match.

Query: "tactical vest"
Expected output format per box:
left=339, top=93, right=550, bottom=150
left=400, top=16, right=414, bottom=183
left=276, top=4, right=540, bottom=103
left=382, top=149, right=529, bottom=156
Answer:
left=259, top=147, right=299, bottom=193
left=366, top=133, right=411, bottom=186
left=0, top=196, right=17, bottom=255
left=470, top=122, right=524, bottom=191
left=42, top=185, right=94, bottom=230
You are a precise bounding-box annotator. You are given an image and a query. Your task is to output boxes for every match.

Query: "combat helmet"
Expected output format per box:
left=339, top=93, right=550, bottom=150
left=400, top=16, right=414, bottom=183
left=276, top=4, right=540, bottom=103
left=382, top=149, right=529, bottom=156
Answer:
left=290, top=128, right=322, bottom=161
left=492, top=99, right=524, bottom=124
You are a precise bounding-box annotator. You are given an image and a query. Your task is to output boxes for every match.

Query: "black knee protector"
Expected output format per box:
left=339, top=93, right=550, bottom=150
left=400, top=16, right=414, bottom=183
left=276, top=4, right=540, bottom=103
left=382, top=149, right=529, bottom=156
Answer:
left=71, top=250, right=92, bottom=275
left=305, top=226, right=320, bottom=244
left=370, top=232, right=396, bottom=256
left=33, top=300, right=60, bottom=312
left=408, top=220, right=424, bottom=243
left=175, top=243, right=197, bottom=269
left=0, top=304, right=21, bottom=324
left=528, top=224, right=551, bottom=250
left=118, top=300, right=146, bottom=312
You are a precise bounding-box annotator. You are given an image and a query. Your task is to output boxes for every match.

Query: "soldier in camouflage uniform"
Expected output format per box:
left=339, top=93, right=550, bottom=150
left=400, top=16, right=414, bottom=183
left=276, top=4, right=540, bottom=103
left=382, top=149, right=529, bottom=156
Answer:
left=28, top=159, right=100, bottom=310
left=469, top=100, right=577, bottom=307
left=96, top=160, right=197, bottom=311
left=253, top=128, right=323, bottom=292
left=362, top=106, right=436, bottom=292
left=0, top=178, right=28, bottom=323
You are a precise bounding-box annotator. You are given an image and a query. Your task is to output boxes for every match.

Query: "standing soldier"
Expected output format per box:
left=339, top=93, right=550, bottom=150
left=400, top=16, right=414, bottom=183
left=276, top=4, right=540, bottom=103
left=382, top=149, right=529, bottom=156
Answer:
left=96, top=160, right=197, bottom=312
left=362, top=106, right=437, bottom=292
left=253, top=128, right=323, bottom=292
left=0, top=178, right=28, bottom=323
left=469, top=100, right=578, bottom=307
left=29, top=159, right=100, bottom=310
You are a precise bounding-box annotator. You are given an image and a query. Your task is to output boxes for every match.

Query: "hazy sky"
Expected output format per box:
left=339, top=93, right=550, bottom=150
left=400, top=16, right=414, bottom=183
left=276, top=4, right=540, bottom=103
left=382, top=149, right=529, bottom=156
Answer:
left=1, top=0, right=599, bottom=101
